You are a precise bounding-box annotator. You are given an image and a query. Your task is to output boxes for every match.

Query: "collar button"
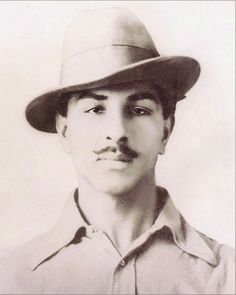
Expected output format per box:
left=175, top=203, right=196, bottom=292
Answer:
left=119, top=259, right=126, bottom=267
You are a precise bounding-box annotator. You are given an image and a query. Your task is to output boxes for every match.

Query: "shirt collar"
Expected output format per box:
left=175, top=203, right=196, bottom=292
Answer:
left=152, top=186, right=218, bottom=266
left=29, top=189, right=86, bottom=270
left=29, top=187, right=218, bottom=270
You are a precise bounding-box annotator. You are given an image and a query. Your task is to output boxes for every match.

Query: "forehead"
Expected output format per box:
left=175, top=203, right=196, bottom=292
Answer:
left=69, top=80, right=162, bottom=104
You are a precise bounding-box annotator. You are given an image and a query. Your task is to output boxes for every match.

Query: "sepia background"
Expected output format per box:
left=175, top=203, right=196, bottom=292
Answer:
left=0, top=1, right=235, bottom=259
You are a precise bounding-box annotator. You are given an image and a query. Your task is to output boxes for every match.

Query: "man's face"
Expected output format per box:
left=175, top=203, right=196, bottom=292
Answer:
left=57, top=81, right=171, bottom=195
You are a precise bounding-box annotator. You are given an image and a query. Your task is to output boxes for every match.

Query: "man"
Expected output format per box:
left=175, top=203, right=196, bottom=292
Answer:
left=0, top=7, right=234, bottom=294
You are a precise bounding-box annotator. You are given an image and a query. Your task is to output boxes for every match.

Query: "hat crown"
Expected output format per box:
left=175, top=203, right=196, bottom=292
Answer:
left=62, top=8, right=159, bottom=64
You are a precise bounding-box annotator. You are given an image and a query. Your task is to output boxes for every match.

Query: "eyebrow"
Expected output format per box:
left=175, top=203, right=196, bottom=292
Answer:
left=74, top=91, right=107, bottom=101
left=73, top=90, right=160, bottom=104
left=127, top=92, right=160, bottom=104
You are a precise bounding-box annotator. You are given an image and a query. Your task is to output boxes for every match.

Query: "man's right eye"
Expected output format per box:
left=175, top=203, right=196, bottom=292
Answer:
left=84, top=106, right=105, bottom=114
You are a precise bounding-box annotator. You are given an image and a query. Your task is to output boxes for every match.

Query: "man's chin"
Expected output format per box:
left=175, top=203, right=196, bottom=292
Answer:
left=88, top=175, right=139, bottom=196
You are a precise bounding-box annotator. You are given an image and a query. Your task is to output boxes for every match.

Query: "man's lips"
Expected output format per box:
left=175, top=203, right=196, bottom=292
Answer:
left=97, top=153, right=134, bottom=163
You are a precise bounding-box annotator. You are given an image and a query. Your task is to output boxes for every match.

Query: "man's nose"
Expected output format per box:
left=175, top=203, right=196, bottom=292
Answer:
left=105, top=110, right=129, bottom=144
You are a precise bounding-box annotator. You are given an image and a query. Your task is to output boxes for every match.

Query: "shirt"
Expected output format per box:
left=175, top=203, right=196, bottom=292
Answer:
left=0, top=186, right=234, bottom=294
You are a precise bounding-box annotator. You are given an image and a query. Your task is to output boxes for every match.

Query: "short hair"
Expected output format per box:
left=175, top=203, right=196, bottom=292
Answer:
left=56, top=81, right=177, bottom=120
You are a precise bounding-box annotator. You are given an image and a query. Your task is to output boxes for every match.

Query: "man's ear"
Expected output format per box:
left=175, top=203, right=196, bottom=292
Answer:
left=159, top=115, right=175, bottom=155
left=55, top=113, right=71, bottom=153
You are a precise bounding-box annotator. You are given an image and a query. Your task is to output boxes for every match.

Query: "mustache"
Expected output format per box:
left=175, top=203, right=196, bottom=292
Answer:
left=94, top=145, right=139, bottom=159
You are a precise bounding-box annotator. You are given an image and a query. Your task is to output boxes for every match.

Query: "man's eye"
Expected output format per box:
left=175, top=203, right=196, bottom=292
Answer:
left=129, top=107, right=152, bottom=116
left=84, top=106, right=105, bottom=114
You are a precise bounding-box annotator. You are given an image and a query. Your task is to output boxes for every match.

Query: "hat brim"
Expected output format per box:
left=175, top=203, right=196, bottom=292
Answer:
left=25, top=56, right=200, bottom=133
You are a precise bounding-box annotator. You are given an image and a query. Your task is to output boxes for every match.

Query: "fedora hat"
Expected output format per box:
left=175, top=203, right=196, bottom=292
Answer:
left=25, top=7, right=200, bottom=133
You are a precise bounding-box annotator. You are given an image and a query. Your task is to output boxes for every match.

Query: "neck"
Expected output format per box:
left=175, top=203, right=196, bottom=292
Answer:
left=77, top=174, right=158, bottom=254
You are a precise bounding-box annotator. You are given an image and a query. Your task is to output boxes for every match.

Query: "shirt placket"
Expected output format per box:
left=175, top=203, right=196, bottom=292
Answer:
left=107, top=254, right=137, bottom=295
left=86, top=225, right=144, bottom=295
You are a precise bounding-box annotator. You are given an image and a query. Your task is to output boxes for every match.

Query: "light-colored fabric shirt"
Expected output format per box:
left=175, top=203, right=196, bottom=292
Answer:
left=0, top=187, right=234, bottom=294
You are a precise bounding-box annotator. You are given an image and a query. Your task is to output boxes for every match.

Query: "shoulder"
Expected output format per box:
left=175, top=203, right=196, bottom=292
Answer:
left=197, top=230, right=235, bottom=293
left=0, top=230, right=50, bottom=266
left=198, top=231, right=235, bottom=261
left=200, top=230, right=235, bottom=268
left=0, top=231, right=50, bottom=293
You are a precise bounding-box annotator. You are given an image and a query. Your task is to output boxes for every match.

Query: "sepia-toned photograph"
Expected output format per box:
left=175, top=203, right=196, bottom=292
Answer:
left=0, top=1, right=235, bottom=294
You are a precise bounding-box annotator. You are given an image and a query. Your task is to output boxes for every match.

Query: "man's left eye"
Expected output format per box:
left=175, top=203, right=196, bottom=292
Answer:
left=129, top=107, right=152, bottom=116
